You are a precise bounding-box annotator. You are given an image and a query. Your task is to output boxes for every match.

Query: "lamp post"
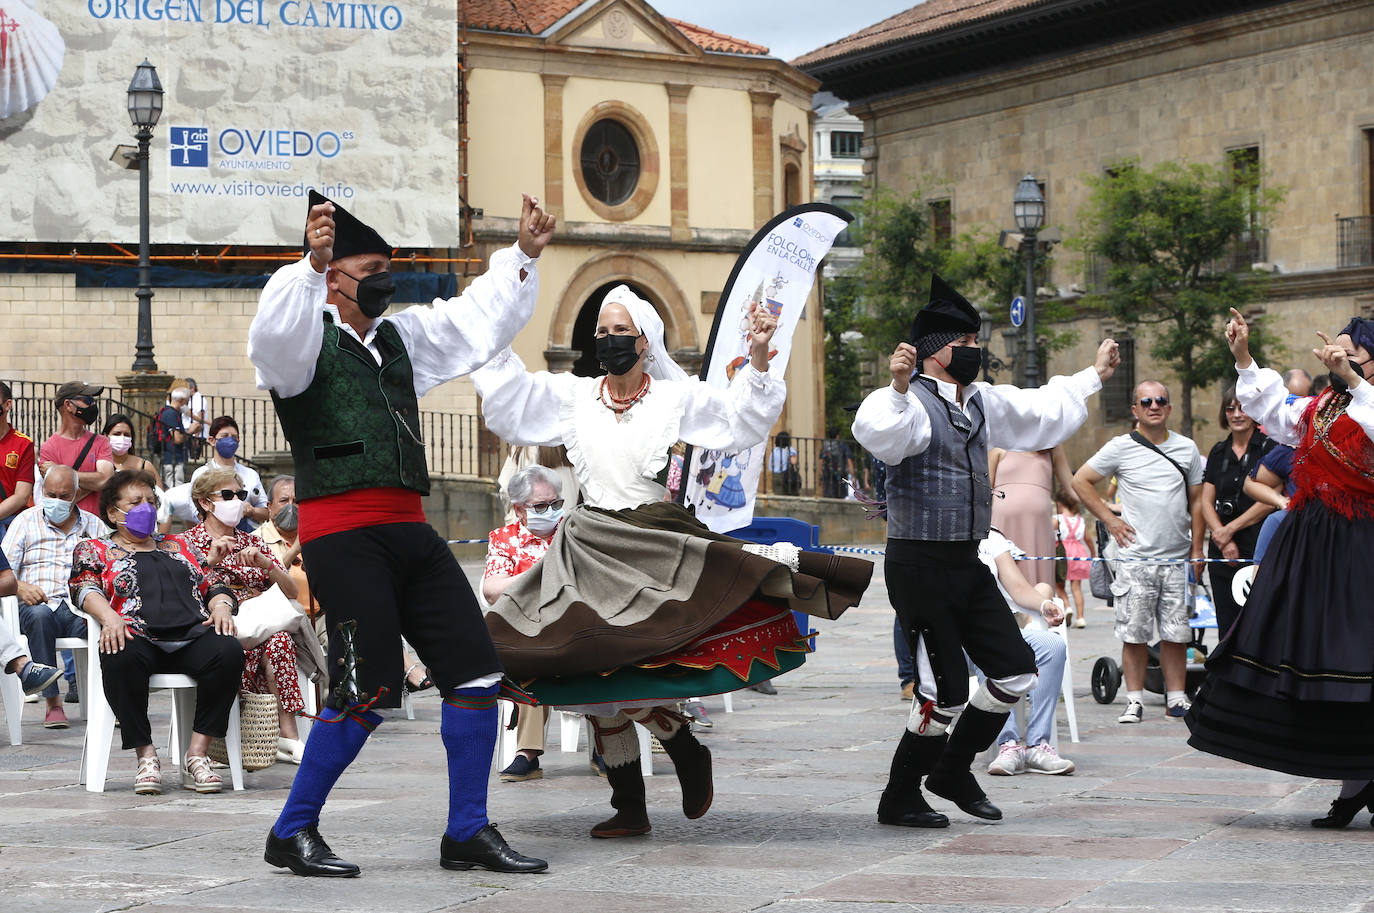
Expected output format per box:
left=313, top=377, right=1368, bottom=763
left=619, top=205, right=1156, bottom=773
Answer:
left=976, top=307, right=1010, bottom=382
left=128, top=60, right=163, bottom=373
left=1013, top=173, right=1045, bottom=388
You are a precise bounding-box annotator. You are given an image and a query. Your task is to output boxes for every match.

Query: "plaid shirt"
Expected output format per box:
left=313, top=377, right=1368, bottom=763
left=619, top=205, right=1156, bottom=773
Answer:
left=1, top=504, right=105, bottom=607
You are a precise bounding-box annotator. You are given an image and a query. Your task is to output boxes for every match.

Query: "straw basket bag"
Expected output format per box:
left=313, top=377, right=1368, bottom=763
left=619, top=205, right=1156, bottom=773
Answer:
left=209, top=691, right=281, bottom=771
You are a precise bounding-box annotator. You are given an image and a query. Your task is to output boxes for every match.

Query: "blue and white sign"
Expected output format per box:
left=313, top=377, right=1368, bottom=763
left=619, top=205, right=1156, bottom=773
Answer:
left=1, top=0, right=457, bottom=246
left=1010, top=296, right=1026, bottom=328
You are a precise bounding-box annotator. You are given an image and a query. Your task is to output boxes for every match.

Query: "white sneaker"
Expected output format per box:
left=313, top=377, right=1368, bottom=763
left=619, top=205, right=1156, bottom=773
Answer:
left=1024, top=742, right=1075, bottom=775
left=987, top=740, right=1024, bottom=776
left=1118, top=700, right=1144, bottom=724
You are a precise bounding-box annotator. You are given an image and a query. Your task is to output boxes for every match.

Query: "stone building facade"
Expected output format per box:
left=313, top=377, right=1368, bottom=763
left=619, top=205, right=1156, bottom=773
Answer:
left=0, top=0, right=827, bottom=466
left=798, top=0, right=1374, bottom=462
left=462, top=0, right=825, bottom=439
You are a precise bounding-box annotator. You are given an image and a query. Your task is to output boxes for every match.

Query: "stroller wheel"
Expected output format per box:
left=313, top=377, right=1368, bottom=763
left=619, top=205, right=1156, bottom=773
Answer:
left=1092, top=656, right=1121, bottom=704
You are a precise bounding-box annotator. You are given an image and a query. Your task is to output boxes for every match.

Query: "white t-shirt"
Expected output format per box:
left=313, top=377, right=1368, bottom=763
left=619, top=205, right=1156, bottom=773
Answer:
left=1085, top=431, right=1203, bottom=560
left=186, top=392, right=208, bottom=438
left=978, top=529, right=1030, bottom=618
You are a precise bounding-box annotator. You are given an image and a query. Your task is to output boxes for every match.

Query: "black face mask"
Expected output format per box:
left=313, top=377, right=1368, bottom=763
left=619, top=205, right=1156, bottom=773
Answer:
left=1330, top=358, right=1369, bottom=395
left=939, top=345, right=983, bottom=386
left=596, top=334, right=643, bottom=376
left=73, top=402, right=98, bottom=425
left=335, top=268, right=396, bottom=319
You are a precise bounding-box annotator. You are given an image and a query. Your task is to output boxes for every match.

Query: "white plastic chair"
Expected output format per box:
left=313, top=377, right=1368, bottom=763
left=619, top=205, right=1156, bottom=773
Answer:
left=0, top=596, right=24, bottom=745
left=1023, top=600, right=1079, bottom=744
left=496, top=703, right=653, bottom=776
left=73, top=605, right=245, bottom=792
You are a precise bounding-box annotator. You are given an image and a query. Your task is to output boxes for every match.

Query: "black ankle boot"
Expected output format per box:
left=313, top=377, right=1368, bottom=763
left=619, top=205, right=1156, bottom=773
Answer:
left=877, top=730, right=949, bottom=829
left=924, top=705, right=1009, bottom=821
left=659, top=726, right=713, bottom=819
left=1311, top=782, right=1374, bottom=829
left=591, top=759, right=651, bottom=838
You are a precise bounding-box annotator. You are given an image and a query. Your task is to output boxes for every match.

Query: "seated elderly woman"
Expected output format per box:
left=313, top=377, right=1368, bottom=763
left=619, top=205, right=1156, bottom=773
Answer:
left=70, top=470, right=245, bottom=795
left=184, top=467, right=306, bottom=763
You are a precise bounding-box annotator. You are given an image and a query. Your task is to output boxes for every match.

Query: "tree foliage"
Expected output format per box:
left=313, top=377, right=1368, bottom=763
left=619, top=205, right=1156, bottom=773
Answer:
left=1077, top=157, right=1286, bottom=432
left=823, top=188, right=1077, bottom=431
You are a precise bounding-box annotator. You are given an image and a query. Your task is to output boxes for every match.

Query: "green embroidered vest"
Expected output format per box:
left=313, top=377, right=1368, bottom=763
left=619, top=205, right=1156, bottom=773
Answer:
left=271, top=314, right=430, bottom=499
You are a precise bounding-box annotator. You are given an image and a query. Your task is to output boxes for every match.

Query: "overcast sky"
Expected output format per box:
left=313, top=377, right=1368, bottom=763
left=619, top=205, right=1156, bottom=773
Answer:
left=647, top=1, right=918, bottom=63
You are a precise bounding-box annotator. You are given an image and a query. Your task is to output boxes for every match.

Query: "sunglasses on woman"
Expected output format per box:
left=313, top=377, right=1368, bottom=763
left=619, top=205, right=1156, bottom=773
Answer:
left=525, top=499, right=564, bottom=512
left=213, top=489, right=248, bottom=501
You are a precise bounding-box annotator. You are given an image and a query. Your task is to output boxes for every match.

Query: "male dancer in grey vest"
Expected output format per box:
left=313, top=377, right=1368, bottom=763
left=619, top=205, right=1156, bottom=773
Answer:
left=853, top=275, right=1119, bottom=826
left=249, top=191, right=554, bottom=876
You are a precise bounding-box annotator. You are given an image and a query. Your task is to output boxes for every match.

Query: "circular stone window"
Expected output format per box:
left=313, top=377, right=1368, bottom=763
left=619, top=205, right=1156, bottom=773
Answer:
left=580, top=119, right=640, bottom=207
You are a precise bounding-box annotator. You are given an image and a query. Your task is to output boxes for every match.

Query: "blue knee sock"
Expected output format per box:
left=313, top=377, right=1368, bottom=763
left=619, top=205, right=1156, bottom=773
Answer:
left=273, top=705, right=382, bottom=839
left=441, top=685, right=499, bottom=842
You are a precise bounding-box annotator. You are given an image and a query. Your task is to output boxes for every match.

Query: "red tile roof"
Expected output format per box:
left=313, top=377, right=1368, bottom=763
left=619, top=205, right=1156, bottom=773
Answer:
left=666, top=18, right=769, bottom=56
left=462, top=0, right=579, bottom=34
left=792, top=0, right=1051, bottom=67
left=461, top=1, right=770, bottom=55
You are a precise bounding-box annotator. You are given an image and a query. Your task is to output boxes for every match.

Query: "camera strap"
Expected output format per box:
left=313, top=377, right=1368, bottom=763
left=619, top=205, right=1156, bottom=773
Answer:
left=1129, top=431, right=1191, bottom=489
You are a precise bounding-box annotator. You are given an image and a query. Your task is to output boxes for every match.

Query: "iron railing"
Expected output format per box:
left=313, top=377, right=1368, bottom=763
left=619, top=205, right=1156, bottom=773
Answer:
left=1338, top=215, right=1374, bottom=268
left=755, top=435, right=882, bottom=501
left=4, top=380, right=497, bottom=480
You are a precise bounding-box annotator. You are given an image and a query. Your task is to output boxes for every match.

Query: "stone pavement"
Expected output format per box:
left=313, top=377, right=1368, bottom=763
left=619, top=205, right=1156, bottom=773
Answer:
left=2, top=556, right=1372, bottom=913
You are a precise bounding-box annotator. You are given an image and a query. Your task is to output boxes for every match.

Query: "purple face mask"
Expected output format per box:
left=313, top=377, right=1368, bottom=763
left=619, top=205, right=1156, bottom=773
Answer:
left=119, top=502, right=158, bottom=539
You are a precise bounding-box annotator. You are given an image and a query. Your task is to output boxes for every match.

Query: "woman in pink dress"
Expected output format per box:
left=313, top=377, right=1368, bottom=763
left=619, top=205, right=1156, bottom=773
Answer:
left=989, top=447, right=1077, bottom=589
left=1054, top=489, right=1094, bottom=627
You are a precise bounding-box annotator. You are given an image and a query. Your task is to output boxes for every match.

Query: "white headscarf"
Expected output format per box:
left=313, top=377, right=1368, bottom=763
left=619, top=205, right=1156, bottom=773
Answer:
left=599, top=285, right=690, bottom=382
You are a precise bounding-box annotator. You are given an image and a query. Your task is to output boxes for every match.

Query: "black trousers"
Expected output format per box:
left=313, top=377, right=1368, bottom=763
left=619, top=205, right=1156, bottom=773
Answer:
left=301, top=522, right=501, bottom=710
left=886, top=539, right=1036, bottom=708
left=100, top=632, right=244, bottom=751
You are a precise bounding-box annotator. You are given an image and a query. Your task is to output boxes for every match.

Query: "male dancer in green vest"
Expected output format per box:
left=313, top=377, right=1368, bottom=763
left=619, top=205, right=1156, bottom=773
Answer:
left=249, top=190, right=555, bottom=877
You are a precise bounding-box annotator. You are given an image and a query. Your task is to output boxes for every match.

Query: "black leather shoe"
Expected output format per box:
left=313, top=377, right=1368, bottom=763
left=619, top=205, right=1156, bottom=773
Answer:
left=877, top=788, right=949, bottom=829
left=1312, top=782, right=1374, bottom=828
left=877, top=808, right=950, bottom=828
left=440, top=825, right=548, bottom=873
left=264, top=825, right=360, bottom=877
left=925, top=770, right=1003, bottom=821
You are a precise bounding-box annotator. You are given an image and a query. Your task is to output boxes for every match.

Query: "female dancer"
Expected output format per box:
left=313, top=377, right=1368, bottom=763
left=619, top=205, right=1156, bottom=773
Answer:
left=1188, top=309, right=1374, bottom=827
left=473, top=285, right=871, bottom=838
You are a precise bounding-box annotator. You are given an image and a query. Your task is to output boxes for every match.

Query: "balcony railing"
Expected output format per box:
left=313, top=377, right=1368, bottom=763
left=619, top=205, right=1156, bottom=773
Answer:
left=1208, top=229, right=1268, bottom=274
left=1339, top=215, right=1374, bottom=268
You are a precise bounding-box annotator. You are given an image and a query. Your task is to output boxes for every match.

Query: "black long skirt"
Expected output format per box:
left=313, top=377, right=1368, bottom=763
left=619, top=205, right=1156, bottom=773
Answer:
left=1186, top=498, right=1374, bottom=778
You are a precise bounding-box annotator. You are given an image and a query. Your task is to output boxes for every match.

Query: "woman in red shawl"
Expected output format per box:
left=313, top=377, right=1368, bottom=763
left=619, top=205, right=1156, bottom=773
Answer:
left=1188, top=310, right=1374, bottom=827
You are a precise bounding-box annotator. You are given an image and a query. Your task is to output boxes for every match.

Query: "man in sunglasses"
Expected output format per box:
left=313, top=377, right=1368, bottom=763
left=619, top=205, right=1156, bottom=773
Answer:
left=249, top=191, right=554, bottom=878
left=1073, top=381, right=1205, bottom=724
left=481, top=465, right=564, bottom=782
left=853, top=274, right=1120, bottom=829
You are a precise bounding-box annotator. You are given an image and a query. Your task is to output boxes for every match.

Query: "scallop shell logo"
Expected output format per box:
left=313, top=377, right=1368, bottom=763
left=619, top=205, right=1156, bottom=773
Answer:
left=0, top=0, right=65, bottom=121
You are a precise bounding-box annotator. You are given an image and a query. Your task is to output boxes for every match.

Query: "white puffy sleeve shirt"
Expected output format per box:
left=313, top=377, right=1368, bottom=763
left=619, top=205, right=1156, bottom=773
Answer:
left=852, top=367, right=1102, bottom=465
left=1235, top=362, right=1374, bottom=447
left=248, top=244, right=539, bottom=397
left=472, top=349, right=786, bottom=509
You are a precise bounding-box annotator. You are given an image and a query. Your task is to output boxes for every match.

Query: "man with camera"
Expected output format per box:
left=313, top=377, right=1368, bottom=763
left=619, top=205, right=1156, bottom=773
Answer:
left=1074, top=380, right=1204, bottom=724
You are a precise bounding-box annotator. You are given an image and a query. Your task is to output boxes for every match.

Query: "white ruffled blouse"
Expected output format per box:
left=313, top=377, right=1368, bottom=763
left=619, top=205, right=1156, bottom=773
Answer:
left=472, top=349, right=786, bottom=510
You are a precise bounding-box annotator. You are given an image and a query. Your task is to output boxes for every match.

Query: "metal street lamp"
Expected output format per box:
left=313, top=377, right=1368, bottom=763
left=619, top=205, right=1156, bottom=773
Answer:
left=127, top=59, right=163, bottom=373
left=976, top=307, right=1009, bottom=382
left=1013, top=173, right=1045, bottom=387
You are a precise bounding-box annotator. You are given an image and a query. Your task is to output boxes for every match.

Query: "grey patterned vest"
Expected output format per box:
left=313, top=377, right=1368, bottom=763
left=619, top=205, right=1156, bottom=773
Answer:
left=885, top=378, right=991, bottom=542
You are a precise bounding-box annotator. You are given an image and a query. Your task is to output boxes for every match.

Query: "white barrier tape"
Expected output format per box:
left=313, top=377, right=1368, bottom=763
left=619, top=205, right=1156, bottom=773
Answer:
left=821, top=545, right=1252, bottom=566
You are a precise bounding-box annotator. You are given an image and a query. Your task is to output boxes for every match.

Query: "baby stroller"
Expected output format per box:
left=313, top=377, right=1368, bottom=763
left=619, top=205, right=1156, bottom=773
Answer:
left=1091, top=573, right=1214, bottom=704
